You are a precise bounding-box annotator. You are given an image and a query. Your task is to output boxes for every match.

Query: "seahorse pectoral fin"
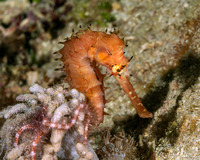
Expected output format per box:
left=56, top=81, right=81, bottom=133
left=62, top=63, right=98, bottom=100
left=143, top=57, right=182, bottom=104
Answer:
left=114, top=75, right=153, bottom=118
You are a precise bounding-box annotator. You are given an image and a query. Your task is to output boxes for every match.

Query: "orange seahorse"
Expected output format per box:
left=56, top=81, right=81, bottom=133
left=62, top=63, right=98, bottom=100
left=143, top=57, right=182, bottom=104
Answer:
left=58, top=28, right=153, bottom=126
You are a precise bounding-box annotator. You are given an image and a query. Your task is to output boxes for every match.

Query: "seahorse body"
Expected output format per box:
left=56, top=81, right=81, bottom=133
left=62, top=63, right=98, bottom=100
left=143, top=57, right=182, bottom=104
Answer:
left=59, top=29, right=152, bottom=125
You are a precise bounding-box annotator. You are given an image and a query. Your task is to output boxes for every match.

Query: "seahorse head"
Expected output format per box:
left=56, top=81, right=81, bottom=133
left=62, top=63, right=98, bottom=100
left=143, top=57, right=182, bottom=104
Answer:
left=93, top=32, right=129, bottom=77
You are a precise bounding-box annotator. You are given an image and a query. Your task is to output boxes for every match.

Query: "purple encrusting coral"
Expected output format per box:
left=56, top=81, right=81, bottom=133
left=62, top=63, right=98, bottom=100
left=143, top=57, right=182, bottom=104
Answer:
left=0, top=84, right=98, bottom=160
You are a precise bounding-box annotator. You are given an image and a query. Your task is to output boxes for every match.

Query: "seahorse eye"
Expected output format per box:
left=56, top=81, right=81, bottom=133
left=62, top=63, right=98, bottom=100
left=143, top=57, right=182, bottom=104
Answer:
left=117, top=69, right=121, bottom=72
left=112, top=65, right=121, bottom=73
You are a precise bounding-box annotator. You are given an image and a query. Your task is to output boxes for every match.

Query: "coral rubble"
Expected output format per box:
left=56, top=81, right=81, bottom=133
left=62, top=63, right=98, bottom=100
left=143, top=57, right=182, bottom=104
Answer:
left=0, top=84, right=98, bottom=160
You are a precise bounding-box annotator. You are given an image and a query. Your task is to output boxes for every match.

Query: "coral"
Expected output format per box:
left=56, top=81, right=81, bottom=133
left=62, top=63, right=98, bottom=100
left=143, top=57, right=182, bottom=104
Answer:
left=0, top=0, right=73, bottom=108
left=0, top=0, right=72, bottom=66
left=98, top=128, right=134, bottom=160
left=0, top=84, right=98, bottom=160
left=76, top=143, right=99, bottom=160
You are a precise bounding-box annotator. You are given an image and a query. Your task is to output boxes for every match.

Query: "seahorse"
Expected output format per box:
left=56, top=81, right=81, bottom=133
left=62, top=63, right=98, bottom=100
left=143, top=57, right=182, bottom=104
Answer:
left=58, top=28, right=153, bottom=126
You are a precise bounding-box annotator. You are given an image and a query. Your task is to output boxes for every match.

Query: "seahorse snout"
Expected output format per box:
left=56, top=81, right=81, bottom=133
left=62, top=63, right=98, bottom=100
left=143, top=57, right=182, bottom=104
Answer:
left=114, top=75, right=153, bottom=118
